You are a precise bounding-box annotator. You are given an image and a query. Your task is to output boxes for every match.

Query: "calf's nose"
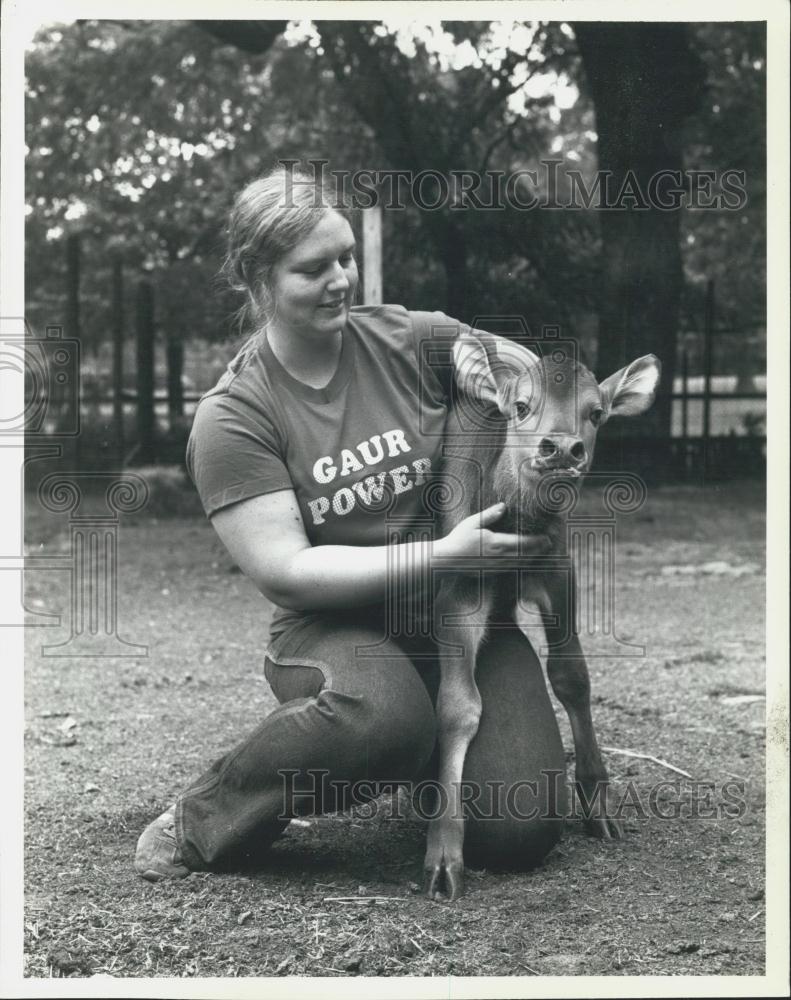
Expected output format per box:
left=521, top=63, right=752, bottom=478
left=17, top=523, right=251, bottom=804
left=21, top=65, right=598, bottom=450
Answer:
left=537, top=436, right=587, bottom=468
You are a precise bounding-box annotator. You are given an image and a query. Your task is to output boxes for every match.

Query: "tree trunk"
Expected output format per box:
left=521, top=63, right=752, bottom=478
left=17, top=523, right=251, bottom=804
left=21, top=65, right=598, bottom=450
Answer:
left=65, top=233, right=82, bottom=466
left=573, top=23, right=705, bottom=441
left=167, top=338, right=184, bottom=420
left=443, top=218, right=468, bottom=319
left=65, top=233, right=81, bottom=345
left=135, top=279, right=156, bottom=464
left=111, top=255, right=125, bottom=462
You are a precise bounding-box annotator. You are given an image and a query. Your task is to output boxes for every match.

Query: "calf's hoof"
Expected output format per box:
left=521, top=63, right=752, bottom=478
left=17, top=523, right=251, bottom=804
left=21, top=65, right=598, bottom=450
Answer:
left=423, top=856, right=465, bottom=902
left=576, top=780, right=624, bottom=840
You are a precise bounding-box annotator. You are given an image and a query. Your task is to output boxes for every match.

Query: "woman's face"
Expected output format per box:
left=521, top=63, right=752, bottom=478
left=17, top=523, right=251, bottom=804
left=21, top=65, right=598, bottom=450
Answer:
left=267, top=210, right=358, bottom=340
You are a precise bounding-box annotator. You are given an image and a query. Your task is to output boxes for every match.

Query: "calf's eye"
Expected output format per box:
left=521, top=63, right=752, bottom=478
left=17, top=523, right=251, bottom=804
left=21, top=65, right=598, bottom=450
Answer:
left=515, top=401, right=532, bottom=421
left=590, top=408, right=605, bottom=427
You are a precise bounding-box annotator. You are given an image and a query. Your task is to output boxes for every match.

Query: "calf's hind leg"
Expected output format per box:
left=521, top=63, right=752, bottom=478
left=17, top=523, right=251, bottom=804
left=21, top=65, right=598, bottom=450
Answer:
left=543, top=572, right=623, bottom=839
left=545, top=647, right=622, bottom=839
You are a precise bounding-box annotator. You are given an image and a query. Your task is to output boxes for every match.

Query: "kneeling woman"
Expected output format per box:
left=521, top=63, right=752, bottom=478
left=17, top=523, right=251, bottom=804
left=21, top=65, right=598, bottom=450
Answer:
left=135, top=167, right=566, bottom=892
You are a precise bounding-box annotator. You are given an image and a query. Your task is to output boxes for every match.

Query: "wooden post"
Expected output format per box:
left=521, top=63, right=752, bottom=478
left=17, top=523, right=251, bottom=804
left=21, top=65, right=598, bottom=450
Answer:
left=362, top=206, right=383, bottom=305
left=135, top=278, right=155, bottom=464
left=681, top=347, right=688, bottom=440
left=680, top=346, right=690, bottom=477
left=166, top=338, right=184, bottom=421
left=111, top=256, right=125, bottom=463
left=702, top=279, right=714, bottom=444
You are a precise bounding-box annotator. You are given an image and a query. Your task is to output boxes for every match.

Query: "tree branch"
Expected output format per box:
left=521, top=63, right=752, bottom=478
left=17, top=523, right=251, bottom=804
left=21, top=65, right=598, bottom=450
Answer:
left=196, top=20, right=288, bottom=55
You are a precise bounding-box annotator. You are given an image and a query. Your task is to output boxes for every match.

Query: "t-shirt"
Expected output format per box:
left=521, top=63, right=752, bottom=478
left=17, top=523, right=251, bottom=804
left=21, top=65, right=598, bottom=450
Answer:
left=186, top=304, right=470, bottom=635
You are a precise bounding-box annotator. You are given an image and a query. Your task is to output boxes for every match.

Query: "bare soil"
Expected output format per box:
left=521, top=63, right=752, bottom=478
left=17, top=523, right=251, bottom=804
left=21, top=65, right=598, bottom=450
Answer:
left=23, top=479, right=766, bottom=978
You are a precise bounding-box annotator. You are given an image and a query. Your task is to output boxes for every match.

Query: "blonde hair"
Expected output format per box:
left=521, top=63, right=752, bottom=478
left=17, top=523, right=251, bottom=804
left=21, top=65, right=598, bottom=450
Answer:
left=222, top=165, right=349, bottom=332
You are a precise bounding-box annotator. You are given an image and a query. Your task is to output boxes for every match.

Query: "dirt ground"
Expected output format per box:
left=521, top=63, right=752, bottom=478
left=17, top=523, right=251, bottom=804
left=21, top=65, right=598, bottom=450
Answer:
left=23, top=478, right=767, bottom=979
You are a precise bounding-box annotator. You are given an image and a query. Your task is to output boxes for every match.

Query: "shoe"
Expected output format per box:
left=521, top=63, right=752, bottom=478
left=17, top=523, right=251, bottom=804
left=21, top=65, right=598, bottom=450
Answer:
left=135, top=806, right=191, bottom=881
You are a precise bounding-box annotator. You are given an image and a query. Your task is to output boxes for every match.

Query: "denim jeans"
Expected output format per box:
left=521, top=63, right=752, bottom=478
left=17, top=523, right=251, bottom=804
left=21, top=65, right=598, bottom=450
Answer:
left=175, top=605, right=567, bottom=872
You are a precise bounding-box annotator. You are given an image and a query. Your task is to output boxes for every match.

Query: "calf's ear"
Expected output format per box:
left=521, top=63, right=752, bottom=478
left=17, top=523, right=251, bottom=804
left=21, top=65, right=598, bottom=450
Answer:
left=599, top=354, right=662, bottom=418
left=453, top=334, right=540, bottom=416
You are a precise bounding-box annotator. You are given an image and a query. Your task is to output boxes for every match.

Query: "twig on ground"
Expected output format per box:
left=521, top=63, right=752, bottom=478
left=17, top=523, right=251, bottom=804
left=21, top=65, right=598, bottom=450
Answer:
left=601, top=746, right=692, bottom=778
left=322, top=896, right=407, bottom=904
left=413, top=924, right=448, bottom=949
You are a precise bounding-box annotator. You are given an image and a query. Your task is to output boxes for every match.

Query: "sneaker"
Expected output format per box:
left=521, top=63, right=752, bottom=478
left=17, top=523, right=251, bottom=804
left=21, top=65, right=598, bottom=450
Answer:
left=135, top=806, right=191, bottom=881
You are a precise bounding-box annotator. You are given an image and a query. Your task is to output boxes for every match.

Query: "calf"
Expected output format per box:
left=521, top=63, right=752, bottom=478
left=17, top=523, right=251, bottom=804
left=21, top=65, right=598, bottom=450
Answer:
left=424, top=333, right=661, bottom=901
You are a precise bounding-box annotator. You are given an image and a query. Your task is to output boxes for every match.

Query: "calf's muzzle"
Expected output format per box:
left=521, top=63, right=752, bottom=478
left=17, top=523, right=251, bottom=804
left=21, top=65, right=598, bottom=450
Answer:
left=531, top=435, right=588, bottom=473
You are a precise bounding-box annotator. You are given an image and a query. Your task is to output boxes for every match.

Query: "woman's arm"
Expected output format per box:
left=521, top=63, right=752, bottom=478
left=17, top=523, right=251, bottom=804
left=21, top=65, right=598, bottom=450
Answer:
left=211, top=488, right=548, bottom=612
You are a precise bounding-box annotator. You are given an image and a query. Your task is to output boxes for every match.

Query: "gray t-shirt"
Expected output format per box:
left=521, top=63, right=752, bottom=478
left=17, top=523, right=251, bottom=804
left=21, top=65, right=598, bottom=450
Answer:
left=186, top=304, right=468, bottom=635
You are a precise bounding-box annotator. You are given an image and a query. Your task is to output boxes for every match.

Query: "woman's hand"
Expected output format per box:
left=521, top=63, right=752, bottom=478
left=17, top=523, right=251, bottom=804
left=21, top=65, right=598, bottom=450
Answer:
left=434, top=502, right=550, bottom=567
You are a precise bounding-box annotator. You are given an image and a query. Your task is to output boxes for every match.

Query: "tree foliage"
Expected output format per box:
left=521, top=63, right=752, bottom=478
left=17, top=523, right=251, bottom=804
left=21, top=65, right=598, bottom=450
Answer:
left=25, top=19, right=603, bottom=349
left=25, top=17, right=765, bottom=402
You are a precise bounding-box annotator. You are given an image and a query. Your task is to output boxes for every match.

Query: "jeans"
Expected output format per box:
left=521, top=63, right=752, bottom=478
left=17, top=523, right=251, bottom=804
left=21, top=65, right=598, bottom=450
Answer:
left=175, top=605, right=567, bottom=872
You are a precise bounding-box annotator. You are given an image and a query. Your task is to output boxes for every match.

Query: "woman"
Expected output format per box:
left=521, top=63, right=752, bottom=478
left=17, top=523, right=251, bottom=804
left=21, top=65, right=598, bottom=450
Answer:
left=135, top=167, right=567, bottom=890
